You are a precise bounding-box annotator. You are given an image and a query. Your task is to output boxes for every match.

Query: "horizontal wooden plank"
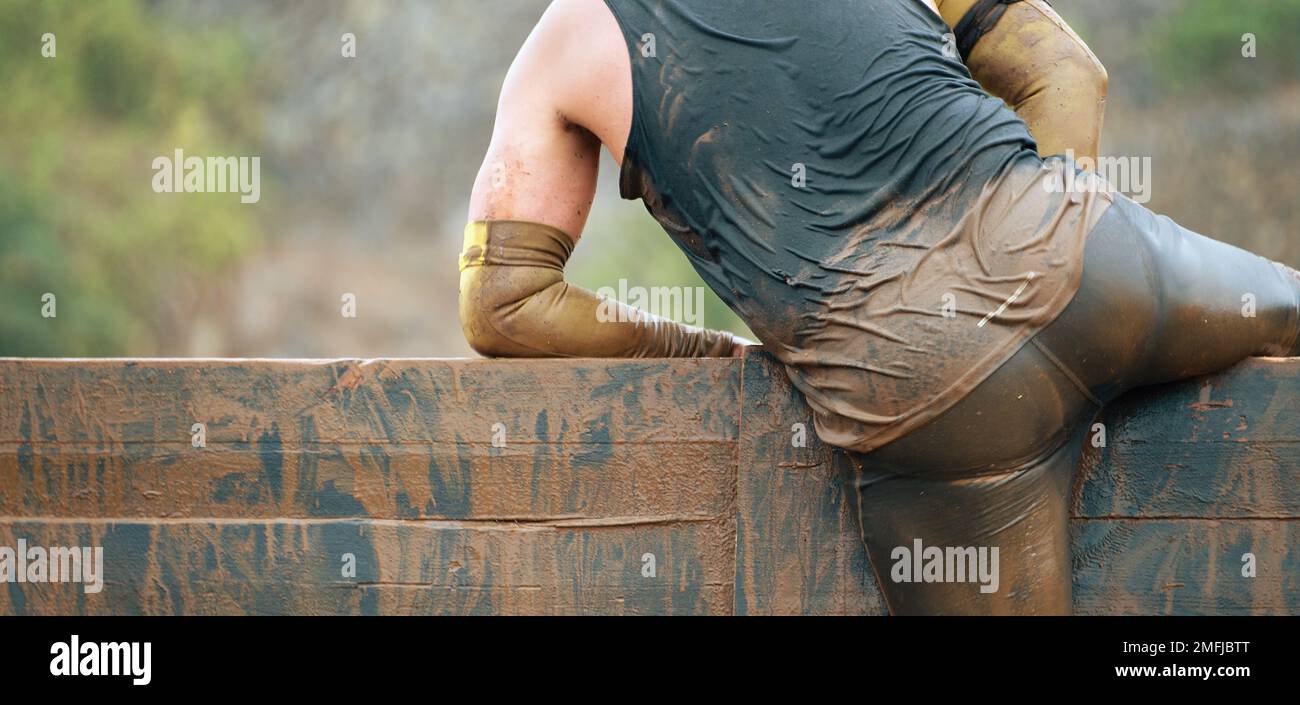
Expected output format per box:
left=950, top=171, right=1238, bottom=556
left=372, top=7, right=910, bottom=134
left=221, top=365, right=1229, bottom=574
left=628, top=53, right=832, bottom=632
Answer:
left=0, top=444, right=733, bottom=521
left=1075, top=360, right=1300, bottom=519
left=0, top=518, right=734, bottom=616
left=0, top=358, right=740, bottom=520
left=1071, top=518, right=1300, bottom=615
left=0, top=358, right=740, bottom=445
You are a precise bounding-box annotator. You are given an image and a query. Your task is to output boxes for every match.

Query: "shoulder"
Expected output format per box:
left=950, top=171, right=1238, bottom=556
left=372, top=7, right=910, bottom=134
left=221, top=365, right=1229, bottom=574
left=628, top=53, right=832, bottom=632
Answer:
left=517, top=0, right=625, bottom=78
left=510, top=0, right=633, bottom=154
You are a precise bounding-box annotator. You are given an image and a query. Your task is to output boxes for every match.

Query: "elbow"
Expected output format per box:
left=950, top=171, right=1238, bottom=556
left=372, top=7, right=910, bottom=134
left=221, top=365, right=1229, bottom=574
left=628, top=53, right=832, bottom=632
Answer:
left=1060, top=30, right=1109, bottom=106
left=459, top=308, right=505, bottom=358
left=455, top=220, right=576, bottom=357
left=1068, top=57, right=1109, bottom=141
left=1044, top=55, right=1108, bottom=121
left=458, top=270, right=512, bottom=357
left=458, top=266, right=551, bottom=358
left=1036, top=0, right=1110, bottom=103
left=1037, top=50, right=1109, bottom=116
left=1076, top=52, right=1109, bottom=107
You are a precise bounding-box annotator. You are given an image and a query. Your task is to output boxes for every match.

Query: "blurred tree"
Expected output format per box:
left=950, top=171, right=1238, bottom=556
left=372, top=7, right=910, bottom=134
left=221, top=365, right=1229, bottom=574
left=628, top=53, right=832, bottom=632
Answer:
left=1152, top=0, right=1300, bottom=96
left=0, top=0, right=268, bottom=355
left=3, top=0, right=1295, bottom=357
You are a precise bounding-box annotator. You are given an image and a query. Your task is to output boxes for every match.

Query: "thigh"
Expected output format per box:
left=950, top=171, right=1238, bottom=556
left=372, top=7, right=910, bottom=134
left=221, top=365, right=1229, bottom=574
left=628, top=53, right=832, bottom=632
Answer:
left=1033, top=196, right=1300, bottom=403
left=848, top=429, right=1085, bottom=614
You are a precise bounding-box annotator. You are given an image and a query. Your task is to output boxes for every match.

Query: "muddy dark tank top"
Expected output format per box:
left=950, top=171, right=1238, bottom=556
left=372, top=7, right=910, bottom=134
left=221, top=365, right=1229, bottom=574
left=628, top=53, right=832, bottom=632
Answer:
left=602, top=0, right=1112, bottom=452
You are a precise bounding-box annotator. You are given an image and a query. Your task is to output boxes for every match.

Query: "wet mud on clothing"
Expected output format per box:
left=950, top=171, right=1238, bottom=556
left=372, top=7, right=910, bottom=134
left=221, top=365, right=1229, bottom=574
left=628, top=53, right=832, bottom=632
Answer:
left=603, top=0, right=1111, bottom=451
left=597, top=0, right=1300, bottom=613
left=847, top=195, right=1300, bottom=614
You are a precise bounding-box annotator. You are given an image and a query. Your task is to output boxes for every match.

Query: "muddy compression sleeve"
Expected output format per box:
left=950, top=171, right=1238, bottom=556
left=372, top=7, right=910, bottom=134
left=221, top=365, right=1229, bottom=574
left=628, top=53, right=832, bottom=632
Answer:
left=457, top=220, right=737, bottom=358
left=941, top=0, right=1108, bottom=162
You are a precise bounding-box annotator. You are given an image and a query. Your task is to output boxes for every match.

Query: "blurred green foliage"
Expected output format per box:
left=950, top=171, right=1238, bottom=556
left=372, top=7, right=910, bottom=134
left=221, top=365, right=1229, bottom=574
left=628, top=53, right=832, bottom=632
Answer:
left=569, top=207, right=755, bottom=340
left=0, top=0, right=266, bottom=355
left=2, top=0, right=1296, bottom=356
left=1152, top=0, right=1300, bottom=95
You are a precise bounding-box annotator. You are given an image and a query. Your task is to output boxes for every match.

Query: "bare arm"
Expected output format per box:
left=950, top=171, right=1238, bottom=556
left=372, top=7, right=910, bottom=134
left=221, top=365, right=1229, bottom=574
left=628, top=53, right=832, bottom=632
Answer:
left=466, top=0, right=600, bottom=239
left=938, top=0, right=1108, bottom=163
left=459, top=1, right=739, bottom=358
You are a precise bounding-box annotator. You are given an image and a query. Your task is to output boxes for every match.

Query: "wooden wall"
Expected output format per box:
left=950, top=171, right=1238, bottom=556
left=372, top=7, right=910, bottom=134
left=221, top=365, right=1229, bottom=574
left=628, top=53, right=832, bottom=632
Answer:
left=1, top=351, right=1295, bottom=614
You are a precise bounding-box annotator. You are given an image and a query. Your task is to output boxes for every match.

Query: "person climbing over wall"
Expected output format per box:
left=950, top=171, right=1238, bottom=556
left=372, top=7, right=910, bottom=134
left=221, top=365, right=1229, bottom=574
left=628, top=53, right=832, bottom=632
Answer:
left=457, top=0, right=1300, bottom=614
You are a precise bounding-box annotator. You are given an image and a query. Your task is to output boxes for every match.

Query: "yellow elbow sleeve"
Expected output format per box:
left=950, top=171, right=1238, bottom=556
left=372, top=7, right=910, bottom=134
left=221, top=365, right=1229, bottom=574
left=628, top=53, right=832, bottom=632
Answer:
left=953, top=0, right=1108, bottom=163
left=457, top=220, right=735, bottom=358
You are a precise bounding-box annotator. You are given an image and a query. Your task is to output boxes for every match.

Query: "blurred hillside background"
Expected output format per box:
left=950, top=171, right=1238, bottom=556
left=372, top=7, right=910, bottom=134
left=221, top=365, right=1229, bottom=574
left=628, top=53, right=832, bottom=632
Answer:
left=2, top=0, right=1298, bottom=357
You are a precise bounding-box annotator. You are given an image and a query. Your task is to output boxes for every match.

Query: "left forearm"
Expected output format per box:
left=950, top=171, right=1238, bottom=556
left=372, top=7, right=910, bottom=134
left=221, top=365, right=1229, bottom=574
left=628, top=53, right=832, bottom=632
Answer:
left=458, top=220, right=737, bottom=359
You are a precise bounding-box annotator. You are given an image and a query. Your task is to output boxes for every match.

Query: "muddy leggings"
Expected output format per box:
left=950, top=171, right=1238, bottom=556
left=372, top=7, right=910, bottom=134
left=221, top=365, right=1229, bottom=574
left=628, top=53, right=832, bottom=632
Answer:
left=847, top=195, right=1300, bottom=615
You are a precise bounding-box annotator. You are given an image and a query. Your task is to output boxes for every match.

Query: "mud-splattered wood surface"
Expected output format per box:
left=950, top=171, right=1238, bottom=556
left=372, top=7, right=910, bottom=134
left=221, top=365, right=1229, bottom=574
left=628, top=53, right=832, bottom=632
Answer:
left=0, top=519, right=734, bottom=616
left=0, top=358, right=739, bottom=521
left=1075, top=360, right=1300, bottom=519
left=1, top=354, right=1296, bottom=615
left=1072, top=519, right=1299, bottom=615
left=733, top=349, right=885, bottom=615
left=0, top=358, right=739, bottom=615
